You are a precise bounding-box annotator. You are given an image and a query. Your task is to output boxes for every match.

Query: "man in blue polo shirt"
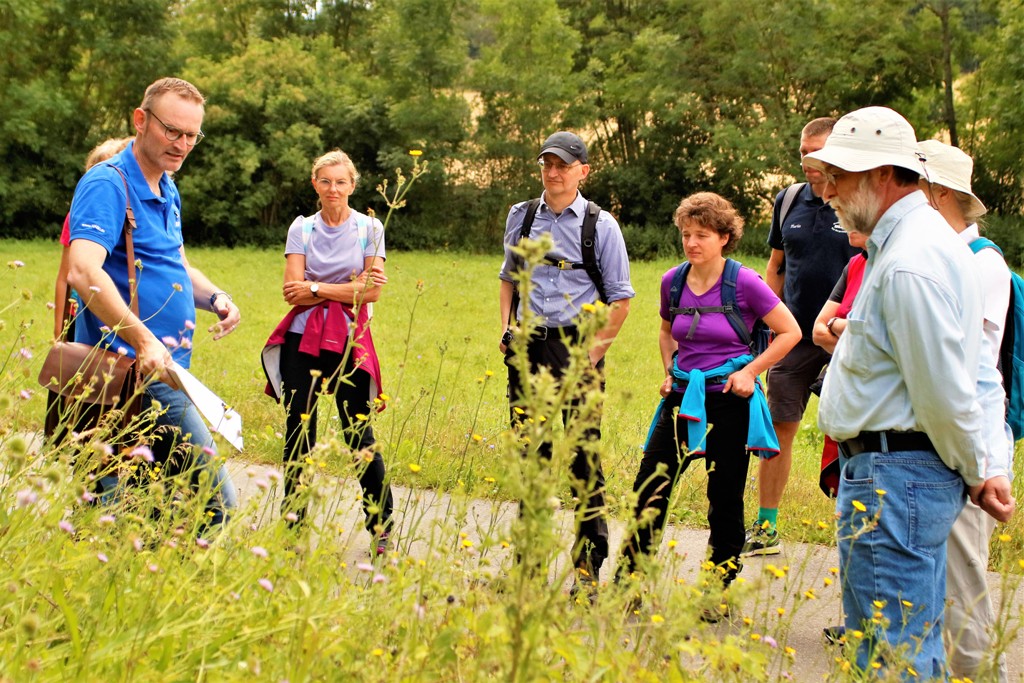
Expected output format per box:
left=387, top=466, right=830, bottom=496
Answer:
left=744, top=117, right=860, bottom=556
left=498, top=131, right=635, bottom=598
left=68, top=77, right=240, bottom=526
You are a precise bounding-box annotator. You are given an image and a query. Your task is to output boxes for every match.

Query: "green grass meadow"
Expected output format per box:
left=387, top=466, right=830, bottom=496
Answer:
left=1, top=239, right=1022, bottom=681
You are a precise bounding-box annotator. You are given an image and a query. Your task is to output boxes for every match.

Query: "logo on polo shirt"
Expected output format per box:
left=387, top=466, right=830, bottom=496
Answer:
left=80, top=223, right=105, bottom=233
left=830, top=222, right=844, bottom=233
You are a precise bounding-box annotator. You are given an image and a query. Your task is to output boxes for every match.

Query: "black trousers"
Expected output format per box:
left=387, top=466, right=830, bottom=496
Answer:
left=622, top=389, right=751, bottom=584
left=279, top=332, right=393, bottom=531
left=506, top=331, right=608, bottom=574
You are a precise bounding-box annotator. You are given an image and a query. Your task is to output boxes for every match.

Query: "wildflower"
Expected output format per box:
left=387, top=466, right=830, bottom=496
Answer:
left=485, top=370, right=494, bottom=377
left=829, top=567, right=839, bottom=575
left=777, top=607, right=786, bottom=616
left=408, top=463, right=422, bottom=473
left=379, top=393, right=390, bottom=401
left=15, top=490, right=37, bottom=508
left=472, top=434, right=483, bottom=442
left=98, top=515, right=115, bottom=525
left=19, top=348, right=32, bottom=360
left=284, top=512, right=298, bottom=522
left=172, top=283, right=183, bottom=292
left=357, top=562, right=373, bottom=573
left=852, top=500, right=867, bottom=512
left=751, top=633, right=762, bottom=641
left=371, top=648, right=384, bottom=657
left=257, top=578, right=274, bottom=593
left=8, top=260, right=25, bottom=269
left=997, top=533, right=1011, bottom=543
left=803, top=590, right=816, bottom=600
left=667, top=539, right=678, bottom=549
left=131, top=445, right=154, bottom=463
left=409, top=149, right=423, bottom=157
left=765, top=564, right=786, bottom=579
left=763, top=635, right=778, bottom=648
left=81, top=491, right=95, bottom=503
left=184, top=320, right=195, bottom=330
left=46, top=301, right=55, bottom=310
left=148, top=564, right=159, bottom=573
left=743, top=617, right=753, bottom=626
left=581, top=303, right=597, bottom=314
left=202, top=446, right=215, bottom=457
left=851, top=630, right=864, bottom=639
left=906, top=665, right=918, bottom=678
left=133, top=538, right=144, bottom=552
left=484, top=476, right=496, bottom=483
left=875, top=488, right=887, bottom=496
left=372, top=574, right=386, bottom=584
left=251, top=546, right=269, bottom=559
left=97, top=553, right=109, bottom=563
left=784, top=646, right=796, bottom=658
left=650, top=614, right=665, bottom=624
left=513, top=407, right=525, bottom=415
left=355, top=413, right=368, bottom=421
left=872, top=599, right=886, bottom=609
left=461, top=539, right=474, bottom=548
left=255, top=478, right=269, bottom=491
left=58, top=520, right=75, bottom=535
left=162, top=336, right=179, bottom=348
left=196, top=538, right=209, bottom=549
left=901, top=599, right=913, bottom=608
left=89, top=286, right=101, bottom=293
left=19, top=389, right=32, bottom=400
left=824, top=578, right=833, bottom=587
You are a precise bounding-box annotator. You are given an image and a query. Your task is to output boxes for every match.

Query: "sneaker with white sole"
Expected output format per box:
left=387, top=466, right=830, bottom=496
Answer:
left=741, top=523, right=781, bottom=556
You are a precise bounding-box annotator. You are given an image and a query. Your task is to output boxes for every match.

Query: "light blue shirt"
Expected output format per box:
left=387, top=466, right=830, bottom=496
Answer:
left=818, top=191, right=1006, bottom=485
left=498, top=191, right=635, bottom=327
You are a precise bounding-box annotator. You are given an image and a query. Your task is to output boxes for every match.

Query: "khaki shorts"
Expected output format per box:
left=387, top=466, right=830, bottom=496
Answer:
left=766, top=338, right=830, bottom=423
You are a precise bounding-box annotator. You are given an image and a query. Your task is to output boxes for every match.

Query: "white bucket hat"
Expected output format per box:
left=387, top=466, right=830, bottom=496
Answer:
left=804, top=106, right=925, bottom=176
left=917, top=139, right=987, bottom=218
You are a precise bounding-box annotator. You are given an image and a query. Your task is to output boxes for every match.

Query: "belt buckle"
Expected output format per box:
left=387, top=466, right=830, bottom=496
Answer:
left=534, top=326, right=549, bottom=341
left=556, top=259, right=572, bottom=270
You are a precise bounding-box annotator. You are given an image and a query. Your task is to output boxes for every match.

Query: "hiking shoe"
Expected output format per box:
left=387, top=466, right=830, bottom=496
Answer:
left=569, top=567, right=599, bottom=606
left=741, top=523, right=781, bottom=557
left=823, top=625, right=846, bottom=646
left=373, top=532, right=392, bottom=557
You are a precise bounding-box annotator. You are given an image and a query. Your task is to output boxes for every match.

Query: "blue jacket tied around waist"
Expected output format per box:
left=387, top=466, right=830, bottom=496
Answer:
left=644, top=354, right=779, bottom=457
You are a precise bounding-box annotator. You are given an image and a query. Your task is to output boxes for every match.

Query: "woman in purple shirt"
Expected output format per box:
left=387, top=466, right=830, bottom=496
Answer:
left=619, top=193, right=799, bottom=616
left=263, top=149, right=394, bottom=554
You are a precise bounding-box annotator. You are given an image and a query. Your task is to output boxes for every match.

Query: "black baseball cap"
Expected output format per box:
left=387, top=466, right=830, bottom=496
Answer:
left=538, top=131, right=588, bottom=164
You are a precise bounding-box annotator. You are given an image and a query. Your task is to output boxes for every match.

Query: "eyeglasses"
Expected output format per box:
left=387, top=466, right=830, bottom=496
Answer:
left=538, top=159, right=581, bottom=174
left=146, top=110, right=205, bottom=146
left=822, top=167, right=849, bottom=186
left=315, top=178, right=352, bottom=191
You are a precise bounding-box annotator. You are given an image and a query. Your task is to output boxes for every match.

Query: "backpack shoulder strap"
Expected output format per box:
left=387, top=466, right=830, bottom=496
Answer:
left=669, top=262, right=691, bottom=315
left=301, top=215, right=316, bottom=251
left=580, top=200, right=607, bottom=303
left=720, top=258, right=752, bottom=347
left=969, top=236, right=1003, bottom=256
left=518, top=199, right=542, bottom=240
left=778, top=182, right=806, bottom=227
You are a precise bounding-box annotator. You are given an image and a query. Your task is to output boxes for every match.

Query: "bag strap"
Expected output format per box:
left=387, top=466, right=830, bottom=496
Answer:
left=778, top=182, right=805, bottom=228
left=580, top=200, right=607, bottom=303
left=668, top=259, right=751, bottom=345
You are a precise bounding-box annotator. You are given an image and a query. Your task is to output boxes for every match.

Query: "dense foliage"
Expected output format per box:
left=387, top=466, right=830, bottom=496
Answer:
left=2, top=0, right=1021, bottom=258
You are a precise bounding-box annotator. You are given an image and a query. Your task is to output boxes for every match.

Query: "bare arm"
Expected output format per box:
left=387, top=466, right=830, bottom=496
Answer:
left=658, top=319, right=676, bottom=397
left=180, top=246, right=241, bottom=341
left=498, top=279, right=514, bottom=353
left=812, top=300, right=843, bottom=354
left=765, top=248, right=785, bottom=298
left=68, top=239, right=171, bottom=378
left=723, top=301, right=800, bottom=397
left=282, top=255, right=386, bottom=308
left=590, top=298, right=631, bottom=366
left=54, top=246, right=72, bottom=339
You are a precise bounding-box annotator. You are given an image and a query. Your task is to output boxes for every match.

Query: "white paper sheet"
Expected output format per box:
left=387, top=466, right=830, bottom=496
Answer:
left=168, top=363, right=244, bottom=452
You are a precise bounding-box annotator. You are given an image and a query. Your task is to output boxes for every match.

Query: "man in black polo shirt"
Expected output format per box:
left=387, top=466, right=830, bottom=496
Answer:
left=743, top=117, right=859, bottom=556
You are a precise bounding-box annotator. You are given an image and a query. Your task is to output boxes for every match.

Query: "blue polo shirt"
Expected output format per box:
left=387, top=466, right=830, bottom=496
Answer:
left=767, top=183, right=859, bottom=339
left=68, top=142, right=196, bottom=367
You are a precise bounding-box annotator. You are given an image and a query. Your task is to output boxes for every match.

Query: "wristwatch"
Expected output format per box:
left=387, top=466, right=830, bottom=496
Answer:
left=310, top=283, right=320, bottom=298
left=209, top=291, right=231, bottom=308
left=501, top=329, right=514, bottom=346
left=826, top=316, right=840, bottom=337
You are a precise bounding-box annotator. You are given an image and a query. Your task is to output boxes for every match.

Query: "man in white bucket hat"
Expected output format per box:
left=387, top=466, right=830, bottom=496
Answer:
left=919, top=138, right=1014, bottom=682
left=806, top=106, right=1012, bottom=679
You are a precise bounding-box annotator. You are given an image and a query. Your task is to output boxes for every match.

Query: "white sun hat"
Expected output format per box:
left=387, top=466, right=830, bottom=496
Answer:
left=917, top=139, right=987, bottom=218
left=804, top=106, right=925, bottom=176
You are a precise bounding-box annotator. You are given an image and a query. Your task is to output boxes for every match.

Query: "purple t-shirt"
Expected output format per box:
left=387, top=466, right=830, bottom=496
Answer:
left=660, top=263, right=780, bottom=378
left=284, top=210, right=385, bottom=334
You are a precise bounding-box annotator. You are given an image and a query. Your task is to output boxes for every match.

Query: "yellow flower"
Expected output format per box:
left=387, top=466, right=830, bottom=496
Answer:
left=513, top=407, right=525, bottom=415
left=409, top=149, right=423, bottom=157
left=852, top=500, right=867, bottom=512
left=777, top=607, right=786, bottom=616
left=355, top=413, right=368, bottom=421
left=803, top=590, right=816, bottom=600
left=472, top=434, right=483, bottom=442
left=750, top=633, right=761, bottom=641
left=461, top=539, right=474, bottom=548
left=485, top=370, right=494, bottom=377
left=872, top=599, right=886, bottom=609
left=906, top=665, right=918, bottom=677
left=667, top=539, right=678, bottom=549
left=901, top=599, right=913, bottom=608
left=829, top=567, right=839, bottom=575
left=371, top=648, right=384, bottom=657
left=379, top=393, right=391, bottom=401
left=300, top=413, right=311, bottom=421
left=784, top=646, right=796, bottom=658
left=742, top=617, right=753, bottom=626
left=875, top=488, right=887, bottom=496
left=484, top=476, right=496, bottom=483
left=581, top=303, right=597, bottom=314
left=997, top=533, right=1011, bottom=543
left=823, top=578, right=833, bottom=587
left=650, top=614, right=664, bottom=624
left=851, top=630, right=864, bottom=639
left=408, top=463, right=422, bottom=473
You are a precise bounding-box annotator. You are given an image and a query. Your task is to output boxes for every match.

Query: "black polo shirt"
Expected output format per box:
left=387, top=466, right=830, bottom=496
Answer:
left=767, top=183, right=859, bottom=339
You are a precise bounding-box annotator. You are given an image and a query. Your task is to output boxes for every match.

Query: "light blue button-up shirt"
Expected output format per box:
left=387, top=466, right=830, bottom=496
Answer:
left=498, top=191, right=635, bottom=327
left=818, top=191, right=1006, bottom=485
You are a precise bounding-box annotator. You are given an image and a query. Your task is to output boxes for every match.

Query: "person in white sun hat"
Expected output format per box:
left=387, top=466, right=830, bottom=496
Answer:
left=918, top=138, right=1014, bottom=682
left=805, top=106, right=1013, bottom=680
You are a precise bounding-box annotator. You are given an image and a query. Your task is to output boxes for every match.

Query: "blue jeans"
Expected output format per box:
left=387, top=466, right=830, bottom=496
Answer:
left=837, top=448, right=965, bottom=680
left=145, top=381, right=237, bottom=525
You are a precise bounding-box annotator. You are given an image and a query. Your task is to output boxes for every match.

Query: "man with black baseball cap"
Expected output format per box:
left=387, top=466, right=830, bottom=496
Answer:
left=498, top=131, right=634, bottom=601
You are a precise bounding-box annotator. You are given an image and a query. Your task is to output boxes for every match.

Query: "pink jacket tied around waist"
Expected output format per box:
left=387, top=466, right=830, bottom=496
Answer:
left=261, top=301, right=383, bottom=409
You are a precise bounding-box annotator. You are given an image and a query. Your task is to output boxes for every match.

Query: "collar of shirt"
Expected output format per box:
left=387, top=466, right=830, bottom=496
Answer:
left=539, top=190, right=585, bottom=218
left=120, top=140, right=172, bottom=204
left=959, top=223, right=981, bottom=243
left=866, top=190, right=929, bottom=258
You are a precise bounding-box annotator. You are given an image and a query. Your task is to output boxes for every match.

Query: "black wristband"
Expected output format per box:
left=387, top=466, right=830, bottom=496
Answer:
left=501, top=329, right=514, bottom=346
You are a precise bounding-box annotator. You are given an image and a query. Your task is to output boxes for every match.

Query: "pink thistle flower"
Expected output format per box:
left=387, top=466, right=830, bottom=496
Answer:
left=202, top=446, right=215, bottom=457
left=16, top=489, right=37, bottom=507
left=98, top=515, right=115, bottom=525
left=97, top=553, right=109, bottom=563
left=19, top=348, right=32, bottom=360
left=131, top=445, right=154, bottom=463
left=180, top=339, right=192, bottom=350
left=9, top=260, right=25, bottom=268
left=251, top=546, right=269, bottom=559
left=267, top=471, right=281, bottom=482
left=117, top=347, right=128, bottom=356
left=161, top=336, right=178, bottom=348
left=257, top=578, right=274, bottom=593
left=196, top=538, right=210, bottom=549
left=99, top=325, right=111, bottom=333
left=184, top=320, right=195, bottom=330
left=254, top=479, right=269, bottom=491
left=81, top=491, right=95, bottom=503
left=148, top=564, right=159, bottom=573
left=284, top=512, right=298, bottom=522
left=164, top=540, right=178, bottom=549
left=46, top=301, right=55, bottom=310
left=19, top=389, right=33, bottom=400
left=58, top=520, right=75, bottom=535
left=89, top=286, right=101, bottom=293
left=413, top=604, right=426, bottom=619
left=356, top=562, right=373, bottom=573
left=132, top=538, right=144, bottom=552
left=763, top=635, right=778, bottom=649
left=372, top=574, right=386, bottom=584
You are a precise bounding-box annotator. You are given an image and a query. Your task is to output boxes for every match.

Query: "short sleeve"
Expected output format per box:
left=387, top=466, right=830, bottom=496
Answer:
left=284, top=216, right=306, bottom=256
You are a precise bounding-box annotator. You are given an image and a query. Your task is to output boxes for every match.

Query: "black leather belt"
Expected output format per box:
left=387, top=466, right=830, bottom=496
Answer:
left=531, top=325, right=578, bottom=341
left=838, top=431, right=934, bottom=458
